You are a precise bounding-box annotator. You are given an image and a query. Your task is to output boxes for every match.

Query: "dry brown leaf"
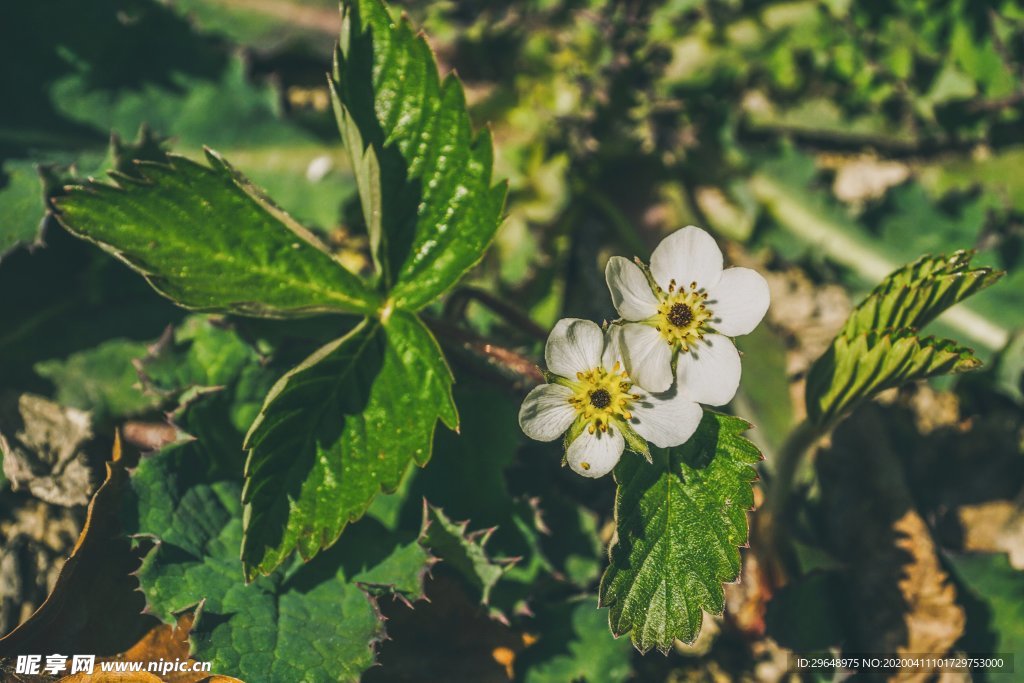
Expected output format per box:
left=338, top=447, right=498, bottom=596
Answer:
left=59, top=673, right=163, bottom=683
left=0, top=394, right=94, bottom=507
left=92, top=612, right=245, bottom=683
left=0, top=433, right=153, bottom=658
left=820, top=154, right=910, bottom=206
left=957, top=495, right=1024, bottom=570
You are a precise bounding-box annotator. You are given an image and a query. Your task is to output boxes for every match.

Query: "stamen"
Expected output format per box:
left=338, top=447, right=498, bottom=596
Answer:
left=580, top=462, right=591, bottom=471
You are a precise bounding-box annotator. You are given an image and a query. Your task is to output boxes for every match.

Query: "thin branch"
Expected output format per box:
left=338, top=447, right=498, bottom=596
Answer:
left=443, top=287, right=548, bottom=342
left=426, top=317, right=544, bottom=392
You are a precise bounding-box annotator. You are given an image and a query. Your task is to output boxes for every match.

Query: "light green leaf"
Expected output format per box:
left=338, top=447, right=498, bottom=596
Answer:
left=34, top=338, right=158, bottom=423
left=518, top=596, right=634, bottom=683
left=241, top=309, right=457, bottom=579
left=330, top=0, right=506, bottom=310
left=599, top=411, right=761, bottom=653
left=806, top=251, right=1001, bottom=425
left=838, top=251, right=1002, bottom=339
left=807, top=330, right=979, bottom=425
left=422, top=505, right=512, bottom=606
left=127, top=440, right=431, bottom=682
left=54, top=149, right=378, bottom=318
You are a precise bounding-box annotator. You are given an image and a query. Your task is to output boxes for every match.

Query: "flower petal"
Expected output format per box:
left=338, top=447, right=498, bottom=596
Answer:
left=630, top=387, right=703, bottom=448
left=676, top=333, right=741, bottom=406
left=519, top=384, right=576, bottom=442
left=649, top=225, right=724, bottom=292
left=707, top=267, right=770, bottom=337
left=545, top=318, right=604, bottom=378
left=605, top=256, right=659, bottom=321
left=612, top=323, right=673, bottom=393
left=566, top=426, right=624, bottom=478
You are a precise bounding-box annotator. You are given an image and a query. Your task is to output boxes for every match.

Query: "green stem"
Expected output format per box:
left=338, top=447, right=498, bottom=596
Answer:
left=583, top=188, right=650, bottom=257
left=758, top=419, right=824, bottom=584
left=763, top=419, right=822, bottom=533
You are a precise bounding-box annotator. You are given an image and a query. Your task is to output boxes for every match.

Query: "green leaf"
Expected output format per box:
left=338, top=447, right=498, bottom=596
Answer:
left=54, top=149, right=378, bottom=318
left=138, top=315, right=262, bottom=397
left=838, top=251, right=1002, bottom=339
left=518, top=596, right=635, bottom=683
left=806, top=251, right=1001, bottom=425
left=422, top=505, right=512, bottom=606
left=241, top=309, right=457, bottom=578
left=0, top=160, right=46, bottom=259
left=126, top=440, right=431, bottom=682
left=599, top=411, right=761, bottom=653
left=330, top=0, right=506, bottom=310
left=947, top=552, right=1024, bottom=665
left=34, top=338, right=158, bottom=423
left=808, top=330, right=979, bottom=425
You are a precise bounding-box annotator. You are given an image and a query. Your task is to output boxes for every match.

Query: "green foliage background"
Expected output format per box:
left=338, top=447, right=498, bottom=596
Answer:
left=1, top=0, right=1023, bottom=681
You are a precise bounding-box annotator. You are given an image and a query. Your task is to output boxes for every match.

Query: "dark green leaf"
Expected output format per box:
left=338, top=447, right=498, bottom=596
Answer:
left=54, top=149, right=377, bottom=318
left=34, top=338, right=158, bottom=423
left=422, top=505, right=512, bottom=606
left=241, top=309, right=457, bottom=578
left=518, top=596, right=634, bottom=683
left=331, top=0, right=506, bottom=310
left=947, top=552, right=1024, bottom=666
left=599, top=411, right=761, bottom=653
left=127, top=440, right=431, bottom=682
left=764, top=571, right=845, bottom=651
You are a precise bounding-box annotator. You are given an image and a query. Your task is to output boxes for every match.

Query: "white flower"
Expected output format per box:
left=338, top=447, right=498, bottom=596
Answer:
left=518, top=318, right=702, bottom=478
left=605, top=225, right=770, bottom=403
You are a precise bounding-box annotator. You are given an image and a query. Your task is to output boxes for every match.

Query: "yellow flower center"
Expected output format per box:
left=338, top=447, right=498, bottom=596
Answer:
left=654, top=279, right=711, bottom=350
left=568, top=362, right=638, bottom=435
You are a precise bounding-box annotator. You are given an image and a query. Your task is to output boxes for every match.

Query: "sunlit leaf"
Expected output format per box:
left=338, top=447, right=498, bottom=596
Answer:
left=806, top=251, right=1001, bottom=425
left=241, top=310, right=456, bottom=578
left=599, top=411, right=761, bottom=652
left=55, top=150, right=377, bottom=318
left=330, top=0, right=506, bottom=309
